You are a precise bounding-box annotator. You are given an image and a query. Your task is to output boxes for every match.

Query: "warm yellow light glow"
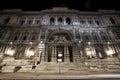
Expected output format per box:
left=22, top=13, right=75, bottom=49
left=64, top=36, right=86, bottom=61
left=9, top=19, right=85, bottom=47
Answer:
left=85, top=46, right=95, bottom=58
left=58, top=59, right=62, bottom=62
left=88, top=42, right=91, bottom=45
left=26, top=48, right=35, bottom=57
left=58, top=54, right=62, bottom=57
left=105, top=46, right=114, bottom=57
left=6, top=48, right=15, bottom=56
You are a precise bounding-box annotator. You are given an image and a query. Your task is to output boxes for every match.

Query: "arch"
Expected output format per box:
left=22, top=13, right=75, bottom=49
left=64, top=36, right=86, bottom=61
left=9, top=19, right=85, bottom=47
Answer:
left=100, top=31, right=109, bottom=42
left=58, top=17, right=63, bottom=23
left=45, top=29, right=74, bottom=62
left=50, top=17, right=55, bottom=25
left=46, top=29, right=74, bottom=42
left=30, top=32, right=38, bottom=41
left=82, top=32, right=91, bottom=42
left=110, top=17, right=115, bottom=24
left=66, top=17, right=71, bottom=25
left=91, top=32, right=100, bottom=42
left=4, top=17, right=10, bottom=24
left=25, top=47, right=35, bottom=57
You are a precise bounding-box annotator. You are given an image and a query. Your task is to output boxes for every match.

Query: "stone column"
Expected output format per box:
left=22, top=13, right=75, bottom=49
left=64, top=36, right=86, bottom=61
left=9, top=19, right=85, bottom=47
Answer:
left=24, top=18, right=28, bottom=25
left=32, top=17, right=36, bottom=24
left=64, top=46, right=66, bottom=62
left=54, top=46, right=57, bottom=62
left=55, top=16, right=58, bottom=25
left=66, top=46, right=69, bottom=62
left=63, top=17, right=66, bottom=25
left=52, top=46, right=54, bottom=62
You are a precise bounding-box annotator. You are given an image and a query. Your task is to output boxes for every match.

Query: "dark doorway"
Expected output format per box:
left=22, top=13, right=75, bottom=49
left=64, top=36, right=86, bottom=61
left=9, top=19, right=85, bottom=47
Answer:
left=68, top=46, right=73, bottom=62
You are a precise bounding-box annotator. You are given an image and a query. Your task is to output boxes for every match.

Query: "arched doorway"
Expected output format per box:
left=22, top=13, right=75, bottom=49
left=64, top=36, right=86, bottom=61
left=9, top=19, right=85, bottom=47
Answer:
left=45, top=29, right=74, bottom=62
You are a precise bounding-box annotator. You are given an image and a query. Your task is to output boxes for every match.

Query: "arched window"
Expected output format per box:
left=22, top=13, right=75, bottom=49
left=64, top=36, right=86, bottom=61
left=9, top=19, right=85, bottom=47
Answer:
left=50, top=17, right=55, bottom=25
left=26, top=47, right=35, bottom=57
left=66, top=17, right=71, bottom=25
left=22, top=36, right=27, bottom=40
left=92, top=32, right=99, bottom=42
left=4, top=17, right=10, bottom=24
left=96, top=21, right=100, bottom=25
left=83, top=32, right=90, bottom=42
left=58, top=17, right=63, bottom=23
left=14, top=36, right=18, bottom=40
left=110, top=17, right=115, bottom=24
left=100, top=32, right=108, bottom=42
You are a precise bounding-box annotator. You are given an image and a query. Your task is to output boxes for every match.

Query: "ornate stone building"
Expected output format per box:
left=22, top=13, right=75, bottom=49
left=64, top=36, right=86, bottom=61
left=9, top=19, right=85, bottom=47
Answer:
left=0, top=7, right=120, bottom=73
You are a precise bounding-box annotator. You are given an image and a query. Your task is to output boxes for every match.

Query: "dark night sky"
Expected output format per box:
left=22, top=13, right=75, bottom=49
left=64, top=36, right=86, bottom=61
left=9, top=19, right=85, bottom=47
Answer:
left=0, top=0, right=120, bottom=11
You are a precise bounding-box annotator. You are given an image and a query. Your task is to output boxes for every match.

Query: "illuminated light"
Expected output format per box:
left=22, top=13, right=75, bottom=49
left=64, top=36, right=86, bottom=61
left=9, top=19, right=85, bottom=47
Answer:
left=58, top=54, right=62, bottom=57
left=10, top=42, right=13, bottom=44
left=6, top=48, right=15, bottom=56
left=58, top=59, right=62, bottom=62
left=85, top=46, right=95, bottom=58
left=88, top=42, right=91, bottom=45
left=79, top=41, right=81, bottom=43
left=107, top=42, right=110, bottom=44
left=40, top=41, right=43, bottom=44
left=29, top=42, right=33, bottom=45
left=98, top=52, right=102, bottom=58
left=26, top=48, right=35, bottom=57
left=105, top=46, right=114, bottom=57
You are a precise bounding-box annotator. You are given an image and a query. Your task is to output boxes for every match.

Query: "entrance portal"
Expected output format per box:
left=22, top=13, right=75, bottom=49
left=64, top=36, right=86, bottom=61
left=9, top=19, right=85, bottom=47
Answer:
left=46, top=31, right=74, bottom=62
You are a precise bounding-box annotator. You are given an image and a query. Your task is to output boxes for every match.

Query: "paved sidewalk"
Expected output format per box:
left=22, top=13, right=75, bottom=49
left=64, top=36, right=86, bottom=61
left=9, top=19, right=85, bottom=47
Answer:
left=0, top=72, right=120, bottom=79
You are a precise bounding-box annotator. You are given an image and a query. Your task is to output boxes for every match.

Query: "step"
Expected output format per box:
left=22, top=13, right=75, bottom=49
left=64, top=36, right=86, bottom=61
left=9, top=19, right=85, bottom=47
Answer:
left=2, top=66, right=15, bottom=72
left=17, top=65, right=33, bottom=72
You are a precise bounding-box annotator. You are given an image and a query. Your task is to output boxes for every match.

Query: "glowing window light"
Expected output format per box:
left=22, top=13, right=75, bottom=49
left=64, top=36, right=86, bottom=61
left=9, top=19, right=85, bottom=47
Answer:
left=85, top=46, right=95, bottom=58
left=6, top=48, right=15, bottom=56
left=26, top=48, right=35, bottom=57
left=105, top=46, right=114, bottom=57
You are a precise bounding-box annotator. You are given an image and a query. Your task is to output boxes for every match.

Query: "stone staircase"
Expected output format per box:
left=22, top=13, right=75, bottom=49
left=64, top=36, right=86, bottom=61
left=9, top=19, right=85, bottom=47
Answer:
left=1, top=56, right=120, bottom=73
left=73, top=46, right=82, bottom=62
left=1, top=57, right=35, bottom=73
left=32, top=61, right=88, bottom=73
left=84, top=57, right=120, bottom=72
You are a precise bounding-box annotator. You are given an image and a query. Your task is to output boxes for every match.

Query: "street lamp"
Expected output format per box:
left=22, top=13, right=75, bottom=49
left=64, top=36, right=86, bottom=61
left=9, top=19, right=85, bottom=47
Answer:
left=57, top=53, right=63, bottom=74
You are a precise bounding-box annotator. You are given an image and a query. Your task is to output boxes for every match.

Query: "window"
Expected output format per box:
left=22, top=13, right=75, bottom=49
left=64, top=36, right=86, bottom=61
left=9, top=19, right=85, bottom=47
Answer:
left=27, top=20, right=33, bottom=25
left=96, top=21, right=100, bottom=25
left=110, top=17, right=115, bottom=24
left=22, top=36, right=27, bottom=40
left=35, top=20, right=40, bottom=25
left=100, top=32, right=108, bottom=41
left=66, top=17, right=71, bottom=25
left=14, top=36, right=18, bottom=40
left=88, top=20, right=93, bottom=24
left=50, top=17, right=55, bottom=25
left=4, top=17, right=10, bottom=24
left=58, top=17, right=63, bottom=22
left=19, top=20, right=25, bottom=25
left=80, top=20, right=85, bottom=24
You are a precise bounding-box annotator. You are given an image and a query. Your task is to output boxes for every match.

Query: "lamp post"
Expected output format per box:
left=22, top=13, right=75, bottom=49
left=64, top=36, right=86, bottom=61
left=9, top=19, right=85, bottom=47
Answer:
left=57, top=53, right=62, bottom=74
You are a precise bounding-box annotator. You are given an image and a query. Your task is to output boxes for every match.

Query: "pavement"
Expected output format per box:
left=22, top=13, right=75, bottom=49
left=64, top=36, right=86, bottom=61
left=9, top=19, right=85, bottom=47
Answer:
left=0, top=72, right=120, bottom=79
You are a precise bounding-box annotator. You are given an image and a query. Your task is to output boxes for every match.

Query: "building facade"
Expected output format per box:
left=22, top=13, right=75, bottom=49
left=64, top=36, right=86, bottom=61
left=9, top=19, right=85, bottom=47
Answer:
left=0, top=7, right=120, bottom=73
